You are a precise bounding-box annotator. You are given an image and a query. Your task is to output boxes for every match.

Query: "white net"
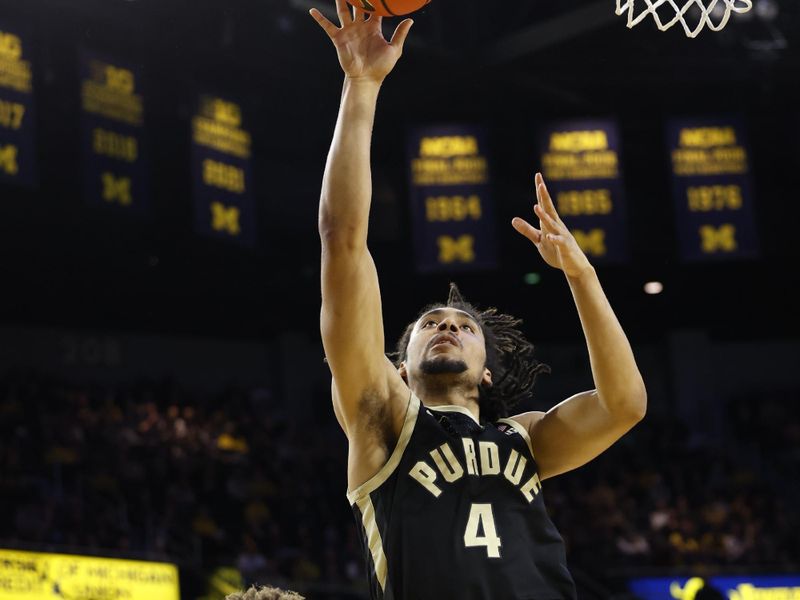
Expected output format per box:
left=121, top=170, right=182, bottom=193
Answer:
left=615, top=0, right=753, bottom=37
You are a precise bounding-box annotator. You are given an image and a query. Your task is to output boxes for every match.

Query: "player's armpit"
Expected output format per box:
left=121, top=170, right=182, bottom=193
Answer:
left=512, top=389, right=643, bottom=480
left=330, top=365, right=407, bottom=442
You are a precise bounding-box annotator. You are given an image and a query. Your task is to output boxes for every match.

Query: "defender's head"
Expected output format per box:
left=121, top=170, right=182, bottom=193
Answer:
left=225, top=585, right=304, bottom=600
left=392, top=283, right=550, bottom=423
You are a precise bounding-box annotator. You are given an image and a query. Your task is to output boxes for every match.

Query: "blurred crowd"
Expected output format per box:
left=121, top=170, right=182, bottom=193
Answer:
left=0, top=370, right=361, bottom=592
left=1, top=370, right=798, bottom=593
left=545, top=396, right=800, bottom=576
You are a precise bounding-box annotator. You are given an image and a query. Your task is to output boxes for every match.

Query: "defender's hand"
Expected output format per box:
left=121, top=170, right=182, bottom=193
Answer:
left=512, top=173, right=593, bottom=279
left=310, top=0, right=413, bottom=84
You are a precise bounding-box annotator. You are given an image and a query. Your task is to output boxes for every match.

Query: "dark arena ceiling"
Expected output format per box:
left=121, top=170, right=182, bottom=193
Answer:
left=1, top=0, right=799, bottom=344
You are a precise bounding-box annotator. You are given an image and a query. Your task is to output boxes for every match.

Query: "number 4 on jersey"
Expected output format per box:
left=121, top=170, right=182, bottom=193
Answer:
left=464, top=503, right=502, bottom=558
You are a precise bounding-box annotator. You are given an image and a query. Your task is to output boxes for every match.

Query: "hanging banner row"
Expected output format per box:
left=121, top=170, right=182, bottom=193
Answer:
left=408, top=119, right=758, bottom=271
left=0, top=22, right=758, bottom=260
left=0, top=23, right=256, bottom=247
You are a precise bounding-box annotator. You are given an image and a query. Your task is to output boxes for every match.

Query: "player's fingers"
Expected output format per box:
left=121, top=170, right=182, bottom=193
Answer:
left=355, top=6, right=367, bottom=20
left=544, top=233, right=567, bottom=245
left=538, top=181, right=557, bottom=217
left=335, top=0, right=353, bottom=26
left=536, top=174, right=563, bottom=224
left=512, top=217, right=543, bottom=245
left=389, top=18, right=414, bottom=49
left=533, top=203, right=551, bottom=233
left=309, top=8, right=339, bottom=38
left=535, top=172, right=544, bottom=203
left=533, top=176, right=553, bottom=230
left=534, top=203, right=567, bottom=234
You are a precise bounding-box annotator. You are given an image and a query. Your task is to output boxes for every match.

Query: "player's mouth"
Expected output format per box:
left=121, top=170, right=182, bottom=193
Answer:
left=429, top=333, right=461, bottom=350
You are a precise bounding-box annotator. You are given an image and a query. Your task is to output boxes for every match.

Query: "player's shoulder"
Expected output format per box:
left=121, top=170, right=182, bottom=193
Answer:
left=496, top=411, right=545, bottom=462
left=502, top=410, right=546, bottom=431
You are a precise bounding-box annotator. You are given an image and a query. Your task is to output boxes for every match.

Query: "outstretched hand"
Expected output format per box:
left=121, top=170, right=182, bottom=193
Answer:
left=310, top=0, right=414, bottom=84
left=512, top=173, right=593, bottom=279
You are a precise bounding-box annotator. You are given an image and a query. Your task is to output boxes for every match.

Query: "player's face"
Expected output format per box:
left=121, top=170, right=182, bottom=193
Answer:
left=402, top=307, right=490, bottom=386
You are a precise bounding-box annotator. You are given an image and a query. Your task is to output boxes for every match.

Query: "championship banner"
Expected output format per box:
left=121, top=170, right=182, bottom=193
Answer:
left=407, top=125, right=497, bottom=272
left=667, top=117, right=758, bottom=261
left=0, top=548, right=180, bottom=599
left=629, top=575, right=800, bottom=600
left=191, top=94, right=255, bottom=247
left=0, top=23, right=37, bottom=187
left=80, top=50, right=148, bottom=213
left=538, top=120, right=629, bottom=264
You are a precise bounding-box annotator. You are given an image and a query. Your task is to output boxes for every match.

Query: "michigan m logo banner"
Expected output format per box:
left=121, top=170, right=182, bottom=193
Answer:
left=437, top=235, right=475, bottom=264
left=699, top=224, right=737, bottom=253
left=210, top=201, right=241, bottom=236
left=101, top=173, right=132, bottom=206
left=572, top=229, right=607, bottom=257
left=0, top=144, right=18, bottom=175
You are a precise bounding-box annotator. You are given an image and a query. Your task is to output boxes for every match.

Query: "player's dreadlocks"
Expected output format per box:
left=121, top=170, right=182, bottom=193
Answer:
left=225, top=585, right=305, bottom=600
left=391, top=283, right=550, bottom=423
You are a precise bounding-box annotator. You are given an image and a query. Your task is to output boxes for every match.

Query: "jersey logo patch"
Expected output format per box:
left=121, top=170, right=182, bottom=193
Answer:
left=497, top=424, right=515, bottom=436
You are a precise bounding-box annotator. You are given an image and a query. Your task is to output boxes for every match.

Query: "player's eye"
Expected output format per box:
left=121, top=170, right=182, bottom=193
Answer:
left=422, top=320, right=437, bottom=328
left=461, top=324, right=474, bottom=333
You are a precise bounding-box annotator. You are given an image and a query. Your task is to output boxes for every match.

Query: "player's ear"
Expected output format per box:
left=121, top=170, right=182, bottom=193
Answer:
left=398, top=361, right=408, bottom=382
left=482, top=368, right=492, bottom=387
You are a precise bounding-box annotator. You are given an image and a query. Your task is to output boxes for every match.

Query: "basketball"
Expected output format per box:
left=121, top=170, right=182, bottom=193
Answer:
left=346, top=0, right=431, bottom=17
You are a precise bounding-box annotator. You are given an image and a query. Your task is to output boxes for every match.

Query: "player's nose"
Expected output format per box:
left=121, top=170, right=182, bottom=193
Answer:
left=437, top=319, right=458, bottom=333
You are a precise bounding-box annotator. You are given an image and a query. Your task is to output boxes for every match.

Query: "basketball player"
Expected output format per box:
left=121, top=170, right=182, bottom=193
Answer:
left=310, top=2, right=647, bottom=598
left=225, top=586, right=304, bottom=600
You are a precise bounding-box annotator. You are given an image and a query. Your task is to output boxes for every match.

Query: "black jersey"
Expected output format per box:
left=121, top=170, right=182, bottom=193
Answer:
left=347, top=392, right=577, bottom=600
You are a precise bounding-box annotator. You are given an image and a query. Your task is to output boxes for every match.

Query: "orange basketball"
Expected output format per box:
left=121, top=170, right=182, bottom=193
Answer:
left=346, top=0, right=431, bottom=17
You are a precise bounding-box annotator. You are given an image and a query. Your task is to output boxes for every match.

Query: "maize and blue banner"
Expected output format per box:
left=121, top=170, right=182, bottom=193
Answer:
left=407, top=125, right=497, bottom=272
left=191, top=94, right=255, bottom=247
left=538, top=119, right=629, bottom=264
left=0, top=548, right=180, bottom=600
left=667, top=117, right=758, bottom=261
left=0, top=23, right=37, bottom=187
left=629, top=575, right=800, bottom=600
left=80, top=50, right=149, bottom=213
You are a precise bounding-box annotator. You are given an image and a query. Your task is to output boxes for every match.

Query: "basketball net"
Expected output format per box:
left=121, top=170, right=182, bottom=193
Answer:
left=615, top=0, right=753, bottom=37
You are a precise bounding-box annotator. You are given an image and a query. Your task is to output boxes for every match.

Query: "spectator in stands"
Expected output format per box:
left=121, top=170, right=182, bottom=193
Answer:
left=1, top=369, right=797, bottom=593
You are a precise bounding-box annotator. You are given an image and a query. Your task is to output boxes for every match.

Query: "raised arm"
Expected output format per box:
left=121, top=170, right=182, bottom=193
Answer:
left=510, top=173, right=647, bottom=480
left=311, top=2, right=413, bottom=434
